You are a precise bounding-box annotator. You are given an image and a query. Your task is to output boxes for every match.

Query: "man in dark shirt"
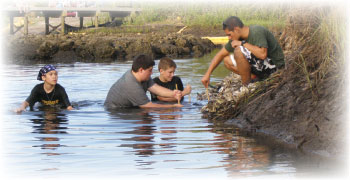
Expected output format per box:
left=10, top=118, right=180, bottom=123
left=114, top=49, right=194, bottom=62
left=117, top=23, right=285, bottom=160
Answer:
left=201, top=16, right=285, bottom=87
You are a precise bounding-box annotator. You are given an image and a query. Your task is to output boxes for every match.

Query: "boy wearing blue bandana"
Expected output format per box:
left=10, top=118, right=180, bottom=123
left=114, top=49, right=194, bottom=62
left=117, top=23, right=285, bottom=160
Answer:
left=15, top=65, right=73, bottom=113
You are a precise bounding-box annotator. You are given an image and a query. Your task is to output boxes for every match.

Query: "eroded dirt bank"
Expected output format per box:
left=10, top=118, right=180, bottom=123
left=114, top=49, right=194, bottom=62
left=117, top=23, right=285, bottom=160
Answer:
left=200, top=9, right=347, bottom=159
left=4, top=26, right=217, bottom=64
left=200, top=71, right=346, bottom=158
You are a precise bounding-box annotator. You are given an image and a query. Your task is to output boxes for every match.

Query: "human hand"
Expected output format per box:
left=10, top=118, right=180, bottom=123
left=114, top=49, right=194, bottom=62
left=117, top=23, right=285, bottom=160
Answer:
left=231, top=40, right=242, bottom=49
left=173, top=103, right=184, bottom=108
left=14, top=108, right=25, bottom=113
left=173, top=90, right=182, bottom=101
left=201, top=75, right=210, bottom=88
left=67, top=106, right=74, bottom=110
left=184, top=84, right=192, bottom=95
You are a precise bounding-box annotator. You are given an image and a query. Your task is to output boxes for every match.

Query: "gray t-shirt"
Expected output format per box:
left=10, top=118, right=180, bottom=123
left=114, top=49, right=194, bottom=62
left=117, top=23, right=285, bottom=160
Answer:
left=104, top=70, right=154, bottom=108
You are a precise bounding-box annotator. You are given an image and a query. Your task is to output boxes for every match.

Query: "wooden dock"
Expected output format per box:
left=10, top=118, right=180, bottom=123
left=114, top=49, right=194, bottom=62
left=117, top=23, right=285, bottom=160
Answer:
left=4, top=7, right=141, bottom=35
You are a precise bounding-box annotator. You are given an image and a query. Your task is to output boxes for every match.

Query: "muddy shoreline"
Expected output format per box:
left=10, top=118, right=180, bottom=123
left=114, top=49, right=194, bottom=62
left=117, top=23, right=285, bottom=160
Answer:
left=200, top=72, right=346, bottom=159
left=5, top=26, right=218, bottom=64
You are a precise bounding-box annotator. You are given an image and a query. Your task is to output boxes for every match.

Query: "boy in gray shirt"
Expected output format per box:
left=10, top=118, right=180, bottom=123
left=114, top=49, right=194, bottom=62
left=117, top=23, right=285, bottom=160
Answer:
left=105, top=54, right=183, bottom=109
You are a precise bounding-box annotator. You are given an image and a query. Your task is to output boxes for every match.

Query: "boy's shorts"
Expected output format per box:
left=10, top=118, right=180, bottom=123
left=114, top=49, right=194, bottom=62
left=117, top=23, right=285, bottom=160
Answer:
left=230, top=46, right=277, bottom=79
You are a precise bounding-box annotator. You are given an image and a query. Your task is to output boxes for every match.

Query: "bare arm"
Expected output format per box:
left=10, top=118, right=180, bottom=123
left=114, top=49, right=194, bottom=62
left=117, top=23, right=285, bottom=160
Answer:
left=156, top=84, right=191, bottom=102
left=139, top=102, right=183, bottom=108
left=231, top=40, right=268, bottom=60
left=182, top=84, right=191, bottom=96
left=148, top=84, right=182, bottom=99
left=156, top=96, right=177, bottom=102
left=243, top=43, right=267, bottom=59
left=201, top=47, right=230, bottom=88
left=15, top=101, right=29, bottom=113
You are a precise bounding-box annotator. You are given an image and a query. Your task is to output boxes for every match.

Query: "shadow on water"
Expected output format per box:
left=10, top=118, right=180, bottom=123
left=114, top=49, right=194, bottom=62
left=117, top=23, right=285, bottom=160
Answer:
left=29, top=108, right=68, bottom=156
left=107, top=108, right=184, bottom=168
left=109, top=108, right=157, bottom=157
left=208, top=126, right=272, bottom=176
left=105, top=107, right=283, bottom=175
left=70, top=100, right=105, bottom=110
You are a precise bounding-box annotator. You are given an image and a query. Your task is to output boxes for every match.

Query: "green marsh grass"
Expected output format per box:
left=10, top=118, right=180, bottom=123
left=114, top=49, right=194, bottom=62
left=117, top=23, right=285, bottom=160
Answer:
left=123, top=1, right=288, bottom=30
left=291, top=6, right=346, bottom=93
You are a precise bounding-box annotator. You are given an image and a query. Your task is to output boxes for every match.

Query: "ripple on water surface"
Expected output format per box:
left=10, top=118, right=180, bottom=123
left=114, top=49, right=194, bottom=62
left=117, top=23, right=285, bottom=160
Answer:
left=1, top=62, right=341, bottom=179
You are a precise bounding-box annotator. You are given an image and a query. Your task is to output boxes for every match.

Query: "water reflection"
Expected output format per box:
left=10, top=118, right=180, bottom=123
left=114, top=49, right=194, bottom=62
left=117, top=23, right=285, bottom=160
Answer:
left=108, top=108, right=182, bottom=169
left=2, top=62, right=336, bottom=178
left=211, top=127, right=271, bottom=176
left=30, top=108, right=68, bottom=155
left=107, top=108, right=156, bottom=169
left=157, top=108, right=181, bottom=153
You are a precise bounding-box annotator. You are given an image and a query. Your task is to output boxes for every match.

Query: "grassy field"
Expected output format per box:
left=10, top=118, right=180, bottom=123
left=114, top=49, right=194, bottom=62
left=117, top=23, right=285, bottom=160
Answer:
left=80, top=1, right=290, bottom=34
left=123, top=1, right=288, bottom=30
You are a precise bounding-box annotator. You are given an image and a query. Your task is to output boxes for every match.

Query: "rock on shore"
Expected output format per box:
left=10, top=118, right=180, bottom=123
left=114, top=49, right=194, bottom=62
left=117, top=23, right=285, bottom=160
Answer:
left=5, top=32, right=217, bottom=63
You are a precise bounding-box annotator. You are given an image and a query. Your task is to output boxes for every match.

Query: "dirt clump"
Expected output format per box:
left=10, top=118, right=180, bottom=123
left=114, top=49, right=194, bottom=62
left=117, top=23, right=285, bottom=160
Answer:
left=5, top=26, right=217, bottom=64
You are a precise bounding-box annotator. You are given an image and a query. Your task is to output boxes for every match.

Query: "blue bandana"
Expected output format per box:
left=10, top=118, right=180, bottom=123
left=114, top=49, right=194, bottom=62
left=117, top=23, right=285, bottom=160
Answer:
left=37, top=65, right=56, bottom=81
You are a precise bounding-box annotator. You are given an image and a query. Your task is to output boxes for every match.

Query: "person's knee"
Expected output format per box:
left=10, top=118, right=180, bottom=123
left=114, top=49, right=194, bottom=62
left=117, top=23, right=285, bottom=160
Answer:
left=224, top=55, right=240, bottom=74
left=233, top=48, right=251, bottom=76
left=233, top=47, right=244, bottom=60
left=223, top=56, right=232, bottom=68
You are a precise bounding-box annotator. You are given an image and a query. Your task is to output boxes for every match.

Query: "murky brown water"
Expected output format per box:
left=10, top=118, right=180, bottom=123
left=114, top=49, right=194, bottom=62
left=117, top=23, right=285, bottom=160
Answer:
left=1, top=58, right=341, bottom=179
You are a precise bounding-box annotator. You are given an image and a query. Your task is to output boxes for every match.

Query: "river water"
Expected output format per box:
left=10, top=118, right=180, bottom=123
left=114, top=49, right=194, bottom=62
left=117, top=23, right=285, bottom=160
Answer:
left=0, top=56, right=341, bottom=179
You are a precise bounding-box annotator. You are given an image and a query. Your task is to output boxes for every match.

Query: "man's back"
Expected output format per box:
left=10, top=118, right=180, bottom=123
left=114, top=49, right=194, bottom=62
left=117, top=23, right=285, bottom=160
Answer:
left=104, top=70, right=153, bottom=108
left=247, top=25, right=284, bottom=68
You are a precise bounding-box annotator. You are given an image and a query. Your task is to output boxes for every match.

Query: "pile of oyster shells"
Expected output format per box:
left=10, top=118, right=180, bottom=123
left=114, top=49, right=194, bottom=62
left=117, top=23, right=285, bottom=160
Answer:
left=198, top=73, right=257, bottom=114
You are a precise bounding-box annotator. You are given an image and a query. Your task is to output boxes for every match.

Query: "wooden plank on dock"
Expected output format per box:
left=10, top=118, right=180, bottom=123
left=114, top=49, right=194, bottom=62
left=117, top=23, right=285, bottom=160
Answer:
left=4, top=6, right=141, bottom=35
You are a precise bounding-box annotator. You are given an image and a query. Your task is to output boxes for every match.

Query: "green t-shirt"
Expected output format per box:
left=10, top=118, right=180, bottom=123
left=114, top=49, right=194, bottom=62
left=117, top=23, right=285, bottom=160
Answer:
left=225, top=25, right=285, bottom=68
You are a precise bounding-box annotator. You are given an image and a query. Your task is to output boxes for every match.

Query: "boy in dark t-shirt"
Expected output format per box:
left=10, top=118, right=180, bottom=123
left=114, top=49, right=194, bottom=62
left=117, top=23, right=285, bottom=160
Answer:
left=15, top=65, right=73, bottom=113
left=151, top=57, right=191, bottom=102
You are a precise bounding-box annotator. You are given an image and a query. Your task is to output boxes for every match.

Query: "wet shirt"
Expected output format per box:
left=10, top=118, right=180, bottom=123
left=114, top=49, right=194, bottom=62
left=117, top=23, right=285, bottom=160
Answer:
left=104, top=70, right=155, bottom=108
left=25, top=83, right=71, bottom=110
left=225, top=25, right=285, bottom=68
left=151, top=76, right=184, bottom=101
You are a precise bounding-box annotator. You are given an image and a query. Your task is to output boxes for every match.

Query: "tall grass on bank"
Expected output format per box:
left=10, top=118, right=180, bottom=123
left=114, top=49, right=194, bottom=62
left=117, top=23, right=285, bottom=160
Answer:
left=280, top=6, right=346, bottom=94
left=123, top=1, right=288, bottom=30
left=254, top=5, right=346, bottom=103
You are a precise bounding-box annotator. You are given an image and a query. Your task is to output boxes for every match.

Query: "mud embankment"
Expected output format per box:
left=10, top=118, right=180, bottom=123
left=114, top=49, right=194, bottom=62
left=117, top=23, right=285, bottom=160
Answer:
left=200, top=71, right=346, bottom=158
left=200, top=9, right=347, bottom=159
left=5, top=31, right=217, bottom=63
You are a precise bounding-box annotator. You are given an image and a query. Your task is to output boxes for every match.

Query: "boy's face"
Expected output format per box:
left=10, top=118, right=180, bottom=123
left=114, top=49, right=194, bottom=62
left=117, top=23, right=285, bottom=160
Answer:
left=42, top=70, right=58, bottom=85
left=160, top=67, right=175, bottom=82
